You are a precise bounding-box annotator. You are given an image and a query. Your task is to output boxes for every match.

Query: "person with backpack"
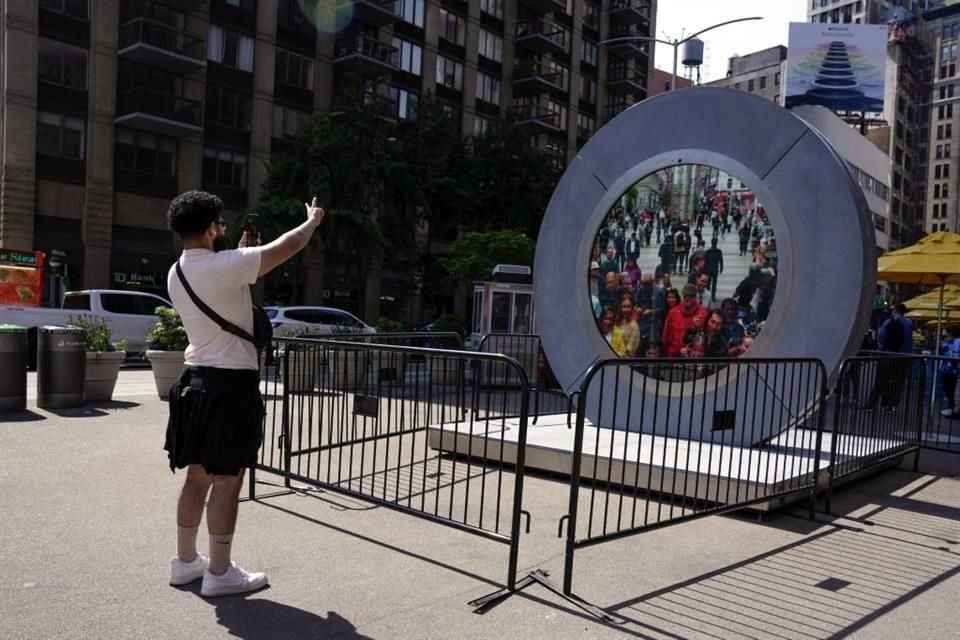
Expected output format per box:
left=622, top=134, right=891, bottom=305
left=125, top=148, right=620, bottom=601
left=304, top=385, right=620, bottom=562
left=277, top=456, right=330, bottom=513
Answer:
left=164, top=190, right=325, bottom=596
left=863, top=304, right=913, bottom=411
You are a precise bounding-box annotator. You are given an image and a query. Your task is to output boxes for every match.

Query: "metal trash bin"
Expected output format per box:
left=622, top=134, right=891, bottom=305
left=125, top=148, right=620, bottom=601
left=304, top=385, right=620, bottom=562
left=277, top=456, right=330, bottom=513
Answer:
left=0, top=325, right=28, bottom=411
left=37, top=326, right=86, bottom=409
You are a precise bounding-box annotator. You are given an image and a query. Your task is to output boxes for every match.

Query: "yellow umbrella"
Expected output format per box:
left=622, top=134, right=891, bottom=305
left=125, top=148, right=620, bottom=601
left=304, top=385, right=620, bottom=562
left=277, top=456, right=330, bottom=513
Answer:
left=902, top=284, right=960, bottom=309
left=878, top=231, right=960, bottom=354
left=907, top=309, right=960, bottom=322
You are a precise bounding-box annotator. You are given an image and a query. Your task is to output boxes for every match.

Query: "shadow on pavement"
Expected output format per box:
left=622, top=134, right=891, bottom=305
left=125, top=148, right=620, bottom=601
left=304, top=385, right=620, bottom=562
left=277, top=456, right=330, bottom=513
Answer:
left=213, top=597, right=373, bottom=640
left=46, top=400, right=141, bottom=418
left=586, top=473, right=960, bottom=639
left=0, top=409, right=46, bottom=423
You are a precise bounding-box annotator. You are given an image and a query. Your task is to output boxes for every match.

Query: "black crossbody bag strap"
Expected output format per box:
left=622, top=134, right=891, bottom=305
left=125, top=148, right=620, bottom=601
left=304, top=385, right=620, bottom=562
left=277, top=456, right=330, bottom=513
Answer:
left=175, top=262, right=256, bottom=344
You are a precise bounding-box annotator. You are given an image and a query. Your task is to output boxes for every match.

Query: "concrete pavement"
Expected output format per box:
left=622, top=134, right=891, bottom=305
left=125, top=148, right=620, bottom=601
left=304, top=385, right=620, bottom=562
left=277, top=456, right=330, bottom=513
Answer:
left=1, top=371, right=959, bottom=639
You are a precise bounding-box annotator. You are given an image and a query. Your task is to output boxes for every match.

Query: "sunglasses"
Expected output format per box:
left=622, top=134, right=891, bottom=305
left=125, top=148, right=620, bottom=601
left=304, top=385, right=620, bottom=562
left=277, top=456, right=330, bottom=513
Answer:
left=216, top=219, right=227, bottom=228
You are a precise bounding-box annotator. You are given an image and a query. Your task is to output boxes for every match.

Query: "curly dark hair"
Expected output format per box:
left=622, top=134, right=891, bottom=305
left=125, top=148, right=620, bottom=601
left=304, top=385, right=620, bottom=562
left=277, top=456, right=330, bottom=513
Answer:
left=167, top=190, right=223, bottom=239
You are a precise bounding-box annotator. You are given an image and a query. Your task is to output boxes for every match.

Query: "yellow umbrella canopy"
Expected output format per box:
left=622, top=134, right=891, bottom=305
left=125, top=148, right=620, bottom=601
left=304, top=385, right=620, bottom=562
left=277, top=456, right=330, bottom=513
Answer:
left=902, top=284, right=960, bottom=311
left=907, top=308, right=960, bottom=322
left=877, top=231, right=960, bottom=285
left=878, top=231, right=960, bottom=354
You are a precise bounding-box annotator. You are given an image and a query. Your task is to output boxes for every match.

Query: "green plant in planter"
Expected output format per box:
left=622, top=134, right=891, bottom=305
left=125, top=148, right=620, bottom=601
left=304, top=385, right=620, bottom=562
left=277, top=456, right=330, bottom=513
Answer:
left=69, top=315, right=127, bottom=352
left=146, top=306, right=188, bottom=351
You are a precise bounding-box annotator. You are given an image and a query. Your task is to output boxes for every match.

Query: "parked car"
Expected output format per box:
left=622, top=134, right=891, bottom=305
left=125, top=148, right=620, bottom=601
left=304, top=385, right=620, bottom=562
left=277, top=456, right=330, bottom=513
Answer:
left=266, top=306, right=376, bottom=338
left=0, top=289, right=172, bottom=356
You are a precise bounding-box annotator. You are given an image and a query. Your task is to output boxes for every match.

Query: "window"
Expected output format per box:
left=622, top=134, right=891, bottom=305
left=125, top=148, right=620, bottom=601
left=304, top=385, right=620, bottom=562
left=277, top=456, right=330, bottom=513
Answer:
left=934, top=203, right=941, bottom=218
left=943, top=42, right=959, bottom=62
left=948, top=124, right=954, bottom=139
left=584, top=2, right=600, bottom=30
left=39, top=0, right=88, bottom=20
left=948, top=143, right=953, bottom=158
left=775, top=72, right=781, bottom=86
left=436, top=56, right=463, bottom=91
left=396, top=0, right=424, bottom=27
left=207, top=25, right=254, bottom=72
left=938, top=124, right=945, bottom=140
left=38, top=38, right=87, bottom=91
left=280, top=0, right=306, bottom=29
left=206, top=85, right=251, bottom=130
left=478, top=30, right=502, bottom=62
left=937, top=144, right=944, bottom=159
left=936, top=164, right=943, bottom=179
left=580, top=75, right=597, bottom=104
left=946, top=183, right=950, bottom=199
left=480, top=0, right=503, bottom=19
left=759, top=75, right=767, bottom=90
left=202, top=146, right=247, bottom=190
left=577, top=112, right=595, bottom=139
left=945, top=22, right=960, bottom=40
left=581, top=39, right=598, bottom=66
left=476, top=72, right=501, bottom=105
left=37, top=111, right=84, bottom=160
left=935, top=184, right=941, bottom=198
left=550, top=100, right=568, bottom=131
left=393, top=37, right=423, bottom=75
left=474, top=115, right=493, bottom=136
left=115, top=128, right=176, bottom=176
left=747, top=79, right=754, bottom=92
left=734, top=82, right=741, bottom=90
left=939, top=105, right=946, bottom=120
left=271, top=104, right=311, bottom=139
left=275, top=48, right=313, bottom=89
left=439, top=101, right=462, bottom=130
left=62, top=293, right=90, bottom=310
left=946, top=164, right=951, bottom=179
left=387, top=86, right=418, bottom=121
left=440, top=9, right=466, bottom=46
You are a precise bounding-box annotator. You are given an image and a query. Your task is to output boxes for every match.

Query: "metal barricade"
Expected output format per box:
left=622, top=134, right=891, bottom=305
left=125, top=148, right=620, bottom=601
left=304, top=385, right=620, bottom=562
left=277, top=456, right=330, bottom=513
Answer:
left=558, top=357, right=829, bottom=613
left=478, top=333, right=568, bottom=421
left=253, top=336, right=532, bottom=591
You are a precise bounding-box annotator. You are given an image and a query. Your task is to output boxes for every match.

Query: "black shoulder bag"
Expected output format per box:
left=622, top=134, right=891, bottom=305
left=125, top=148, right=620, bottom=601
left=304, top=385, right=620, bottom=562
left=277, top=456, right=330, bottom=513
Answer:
left=175, top=262, right=272, bottom=358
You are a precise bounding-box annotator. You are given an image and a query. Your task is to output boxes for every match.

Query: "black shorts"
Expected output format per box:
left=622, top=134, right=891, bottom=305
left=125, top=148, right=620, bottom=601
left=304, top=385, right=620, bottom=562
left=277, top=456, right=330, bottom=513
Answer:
left=164, top=367, right=264, bottom=476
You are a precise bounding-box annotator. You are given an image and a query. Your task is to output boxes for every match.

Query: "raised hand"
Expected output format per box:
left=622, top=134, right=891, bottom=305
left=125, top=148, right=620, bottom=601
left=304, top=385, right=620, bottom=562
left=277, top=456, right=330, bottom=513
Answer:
left=305, top=196, right=325, bottom=225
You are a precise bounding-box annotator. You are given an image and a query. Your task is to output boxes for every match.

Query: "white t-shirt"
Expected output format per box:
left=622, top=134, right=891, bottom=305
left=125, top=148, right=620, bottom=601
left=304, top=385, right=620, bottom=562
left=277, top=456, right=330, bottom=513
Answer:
left=166, top=248, right=262, bottom=370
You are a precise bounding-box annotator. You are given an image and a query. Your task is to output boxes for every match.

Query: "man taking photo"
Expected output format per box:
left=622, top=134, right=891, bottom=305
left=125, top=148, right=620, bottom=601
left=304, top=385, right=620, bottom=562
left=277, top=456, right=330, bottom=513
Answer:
left=164, top=190, right=325, bottom=596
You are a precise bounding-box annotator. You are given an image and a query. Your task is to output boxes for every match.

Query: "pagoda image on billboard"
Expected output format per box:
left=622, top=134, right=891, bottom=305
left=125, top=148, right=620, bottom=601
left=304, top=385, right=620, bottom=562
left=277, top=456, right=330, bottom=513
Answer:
left=785, top=23, right=886, bottom=112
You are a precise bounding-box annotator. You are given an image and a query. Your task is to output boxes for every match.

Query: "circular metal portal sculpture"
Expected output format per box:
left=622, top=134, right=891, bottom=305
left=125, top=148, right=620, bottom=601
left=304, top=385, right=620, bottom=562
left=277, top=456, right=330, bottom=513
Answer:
left=534, top=88, right=875, bottom=445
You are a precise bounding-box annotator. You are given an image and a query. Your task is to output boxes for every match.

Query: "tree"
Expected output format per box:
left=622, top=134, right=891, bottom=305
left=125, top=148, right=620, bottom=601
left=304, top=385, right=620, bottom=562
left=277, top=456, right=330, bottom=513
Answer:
left=440, top=230, right=535, bottom=285
left=457, top=116, right=560, bottom=238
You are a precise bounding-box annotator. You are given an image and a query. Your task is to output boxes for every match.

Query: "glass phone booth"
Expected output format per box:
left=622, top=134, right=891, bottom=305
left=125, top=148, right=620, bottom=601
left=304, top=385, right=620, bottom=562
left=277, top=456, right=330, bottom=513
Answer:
left=469, top=265, right=535, bottom=348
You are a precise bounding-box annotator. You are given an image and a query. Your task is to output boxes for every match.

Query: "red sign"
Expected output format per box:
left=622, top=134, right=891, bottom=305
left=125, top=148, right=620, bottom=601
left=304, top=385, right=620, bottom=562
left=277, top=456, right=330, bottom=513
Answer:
left=0, top=250, right=44, bottom=307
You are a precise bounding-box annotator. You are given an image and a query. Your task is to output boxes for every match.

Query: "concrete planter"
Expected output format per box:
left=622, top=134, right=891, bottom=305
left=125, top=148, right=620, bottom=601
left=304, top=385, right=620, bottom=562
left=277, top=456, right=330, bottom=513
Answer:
left=146, top=350, right=185, bottom=400
left=84, top=351, right=125, bottom=402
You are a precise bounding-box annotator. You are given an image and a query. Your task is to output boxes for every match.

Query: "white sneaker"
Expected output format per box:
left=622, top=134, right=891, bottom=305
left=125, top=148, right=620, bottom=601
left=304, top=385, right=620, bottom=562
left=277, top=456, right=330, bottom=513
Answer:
left=169, top=553, right=209, bottom=586
left=200, top=561, right=269, bottom=597
left=942, top=408, right=955, bottom=418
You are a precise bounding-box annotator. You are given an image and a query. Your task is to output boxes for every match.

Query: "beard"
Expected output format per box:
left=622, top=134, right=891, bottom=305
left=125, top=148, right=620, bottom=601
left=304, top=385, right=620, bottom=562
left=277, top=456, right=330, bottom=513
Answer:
left=213, top=234, right=229, bottom=253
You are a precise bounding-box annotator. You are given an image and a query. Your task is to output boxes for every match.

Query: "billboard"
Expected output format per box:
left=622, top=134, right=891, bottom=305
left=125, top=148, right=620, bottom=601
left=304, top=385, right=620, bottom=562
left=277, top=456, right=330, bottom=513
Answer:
left=785, top=23, right=887, bottom=112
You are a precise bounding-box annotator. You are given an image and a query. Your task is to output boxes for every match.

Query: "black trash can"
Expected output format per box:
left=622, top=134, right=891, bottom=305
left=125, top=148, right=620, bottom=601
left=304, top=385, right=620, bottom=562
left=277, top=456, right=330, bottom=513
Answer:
left=37, top=326, right=86, bottom=410
left=0, top=325, right=28, bottom=412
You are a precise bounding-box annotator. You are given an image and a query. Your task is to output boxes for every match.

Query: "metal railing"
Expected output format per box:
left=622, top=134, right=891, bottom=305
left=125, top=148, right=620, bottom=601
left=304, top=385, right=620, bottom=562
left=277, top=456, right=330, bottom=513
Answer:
left=334, top=37, right=399, bottom=67
left=116, top=87, right=202, bottom=126
left=515, top=18, right=568, bottom=48
left=119, top=16, right=204, bottom=60
left=254, top=337, right=532, bottom=590
left=560, top=357, right=829, bottom=598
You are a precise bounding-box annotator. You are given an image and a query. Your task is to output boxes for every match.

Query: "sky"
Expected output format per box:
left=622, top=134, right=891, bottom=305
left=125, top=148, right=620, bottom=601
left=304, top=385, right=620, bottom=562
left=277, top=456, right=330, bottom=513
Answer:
left=654, top=1, right=808, bottom=83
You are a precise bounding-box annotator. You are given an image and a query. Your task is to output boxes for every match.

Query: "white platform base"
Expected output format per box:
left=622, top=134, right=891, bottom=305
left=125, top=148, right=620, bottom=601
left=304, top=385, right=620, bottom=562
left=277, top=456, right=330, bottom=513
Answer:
left=428, top=414, right=907, bottom=510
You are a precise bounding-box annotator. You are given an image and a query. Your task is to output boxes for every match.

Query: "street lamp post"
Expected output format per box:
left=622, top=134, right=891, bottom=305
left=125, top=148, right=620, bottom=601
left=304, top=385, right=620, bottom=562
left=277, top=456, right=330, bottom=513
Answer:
left=600, top=17, right=763, bottom=91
